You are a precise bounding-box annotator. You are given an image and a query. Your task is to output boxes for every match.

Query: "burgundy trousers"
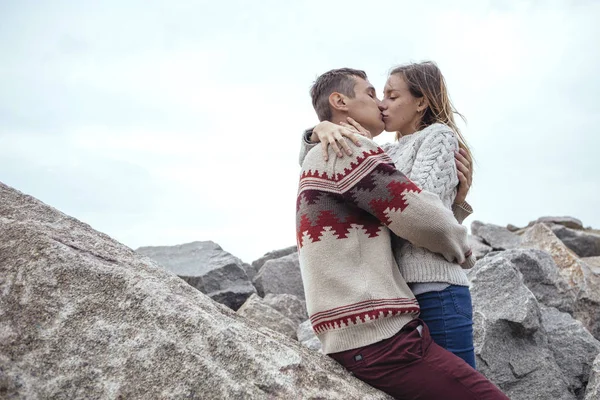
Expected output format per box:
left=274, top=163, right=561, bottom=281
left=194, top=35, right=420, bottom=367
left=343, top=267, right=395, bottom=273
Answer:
left=329, top=319, right=509, bottom=400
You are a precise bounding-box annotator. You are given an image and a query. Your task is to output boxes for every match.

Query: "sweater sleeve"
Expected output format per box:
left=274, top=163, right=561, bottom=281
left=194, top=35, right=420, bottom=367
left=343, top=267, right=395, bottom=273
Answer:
left=338, top=138, right=473, bottom=265
left=408, top=128, right=459, bottom=208
left=299, top=128, right=319, bottom=166
left=452, top=201, right=473, bottom=224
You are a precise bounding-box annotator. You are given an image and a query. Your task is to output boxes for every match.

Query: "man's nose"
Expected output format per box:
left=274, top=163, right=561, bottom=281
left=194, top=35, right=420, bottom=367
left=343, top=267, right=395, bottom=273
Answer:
left=378, top=101, right=387, bottom=111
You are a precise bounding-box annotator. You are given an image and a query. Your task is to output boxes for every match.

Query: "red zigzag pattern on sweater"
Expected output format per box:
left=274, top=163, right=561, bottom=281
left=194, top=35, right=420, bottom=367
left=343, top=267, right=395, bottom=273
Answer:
left=297, top=149, right=421, bottom=248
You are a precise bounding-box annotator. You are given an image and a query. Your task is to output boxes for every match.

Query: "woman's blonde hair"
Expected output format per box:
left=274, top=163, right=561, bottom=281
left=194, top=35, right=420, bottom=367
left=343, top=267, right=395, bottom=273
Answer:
left=390, top=61, right=473, bottom=163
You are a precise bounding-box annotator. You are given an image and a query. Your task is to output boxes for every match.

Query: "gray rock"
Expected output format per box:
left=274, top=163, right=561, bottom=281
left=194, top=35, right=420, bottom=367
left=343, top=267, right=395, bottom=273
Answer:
left=242, top=262, right=258, bottom=282
left=496, top=249, right=578, bottom=313
left=551, top=225, right=600, bottom=258
left=263, top=294, right=308, bottom=326
left=251, top=245, right=297, bottom=272
left=521, top=224, right=600, bottom=340
left=469, top=234, right=493, bottom=260
left=471, top=220, right=523, bottom=250
left=540, top=305, right=600, bottom=397
left=137, top=241, right=256, bottom=310
left=297, top=320, right=322, bottom=352
left=585, top=353, right=600, bottom=400
left=237, top=294, right=297, bottom=339
left=583, top=257, right=600, bottom=275
left=0, top=182, right=391, bottom=399
left=253, top=252, right=305, bottom=300
left=468, top=255, right=575, bottom=400
left=507, top=223, right=521, bottom=232
left=528, top=216, right=584, bottom=230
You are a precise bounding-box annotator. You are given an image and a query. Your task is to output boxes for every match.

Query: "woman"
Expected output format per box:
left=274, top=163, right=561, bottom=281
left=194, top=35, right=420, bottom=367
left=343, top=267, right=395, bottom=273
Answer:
left=300, top=61, right=477, bottom=368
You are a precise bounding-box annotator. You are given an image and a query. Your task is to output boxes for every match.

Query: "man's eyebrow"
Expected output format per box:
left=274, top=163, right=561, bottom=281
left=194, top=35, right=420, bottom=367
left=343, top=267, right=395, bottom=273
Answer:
left=367, top=85, right=376, bottom=93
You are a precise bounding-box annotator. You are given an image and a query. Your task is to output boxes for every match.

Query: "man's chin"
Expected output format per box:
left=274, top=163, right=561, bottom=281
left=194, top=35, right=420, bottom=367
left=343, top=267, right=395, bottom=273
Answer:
left=370, top=123, right=385, bottom=137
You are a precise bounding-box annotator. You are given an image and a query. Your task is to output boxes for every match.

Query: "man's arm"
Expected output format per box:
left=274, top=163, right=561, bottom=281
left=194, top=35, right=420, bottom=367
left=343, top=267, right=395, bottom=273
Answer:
left=299, top=128, right=318, bottom=167
left=336, top=138, right=474, bottom=266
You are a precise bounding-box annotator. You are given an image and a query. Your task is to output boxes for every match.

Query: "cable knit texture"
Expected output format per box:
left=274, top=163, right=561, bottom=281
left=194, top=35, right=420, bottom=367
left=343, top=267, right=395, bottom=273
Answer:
left=385, top=123, right=470, bottom=287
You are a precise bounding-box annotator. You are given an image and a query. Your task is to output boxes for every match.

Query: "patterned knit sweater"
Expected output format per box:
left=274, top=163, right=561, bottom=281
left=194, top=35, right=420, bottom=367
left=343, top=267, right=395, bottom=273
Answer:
left=300, top=123, right=473, bottom=291
left=297, top=135, right=474, bottom=354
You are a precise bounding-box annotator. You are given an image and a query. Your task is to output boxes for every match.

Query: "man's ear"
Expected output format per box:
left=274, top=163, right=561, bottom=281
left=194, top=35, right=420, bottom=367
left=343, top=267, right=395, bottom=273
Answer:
left=329, top=92, right=348, bottom=112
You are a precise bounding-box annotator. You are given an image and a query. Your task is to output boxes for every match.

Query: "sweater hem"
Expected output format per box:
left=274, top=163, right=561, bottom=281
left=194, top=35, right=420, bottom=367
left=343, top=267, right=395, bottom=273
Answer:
left=319, top=313, right=417, bottom=354
left=399, top=262, right=470, bottom=286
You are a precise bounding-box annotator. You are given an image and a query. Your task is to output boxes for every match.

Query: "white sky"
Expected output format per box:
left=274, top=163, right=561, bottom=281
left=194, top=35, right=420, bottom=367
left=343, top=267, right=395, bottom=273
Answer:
left=1, top=0, right=599, bottom=263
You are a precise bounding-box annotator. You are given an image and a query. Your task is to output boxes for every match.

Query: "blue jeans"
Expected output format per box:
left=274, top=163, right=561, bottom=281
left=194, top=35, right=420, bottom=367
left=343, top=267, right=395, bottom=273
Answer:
left=415, top=285, right=476, bottom=369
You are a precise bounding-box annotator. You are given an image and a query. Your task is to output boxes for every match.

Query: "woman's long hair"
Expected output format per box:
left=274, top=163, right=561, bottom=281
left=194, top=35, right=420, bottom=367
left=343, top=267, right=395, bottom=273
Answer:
left=390, top=61, right=473, bottom=164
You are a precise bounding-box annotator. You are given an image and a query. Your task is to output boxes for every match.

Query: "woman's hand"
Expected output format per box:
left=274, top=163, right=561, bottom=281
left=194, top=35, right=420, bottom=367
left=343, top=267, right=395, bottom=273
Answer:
left=454, top=148, right=473, bottom=205
left=311, top=118, right=368, bottom=161
left=341, top=117, right=372, bottom=139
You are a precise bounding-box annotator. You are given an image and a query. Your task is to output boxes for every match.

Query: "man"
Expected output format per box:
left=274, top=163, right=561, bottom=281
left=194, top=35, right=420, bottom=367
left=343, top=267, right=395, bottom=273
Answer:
left=296, top=68, right=508, bottom=399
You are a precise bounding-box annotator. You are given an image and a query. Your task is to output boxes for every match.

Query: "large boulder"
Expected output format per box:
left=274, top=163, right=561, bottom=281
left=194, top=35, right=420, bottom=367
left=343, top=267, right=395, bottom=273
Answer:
left=521, top=224, right=600, bottom=339
left=236, top=294, right=297, bottom=339
left=471, top=221, right=522, bottom=250
left=0, top=182, right=391, bottom=399
left=253, top=252, right=305, bottom=300
left=137, top=241, right=255, bottom=310
left=263, top=294, right=308, bottom=326
left=585, top=353, right=600, bottom=400
left=541, top=306, right=600, bottom=397
left=468, top=254, right=575, bottom=400
left=551, top=225, right=600, bottom=258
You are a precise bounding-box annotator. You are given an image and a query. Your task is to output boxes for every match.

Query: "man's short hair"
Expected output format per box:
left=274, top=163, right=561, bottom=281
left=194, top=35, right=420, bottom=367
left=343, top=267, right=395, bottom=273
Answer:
left=310, top=68, right=367, bottom=122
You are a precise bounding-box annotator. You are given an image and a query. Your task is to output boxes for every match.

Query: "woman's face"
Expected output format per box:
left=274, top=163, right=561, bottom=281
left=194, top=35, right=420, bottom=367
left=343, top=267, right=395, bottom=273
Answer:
left=381, top=74, right=422, bottom=135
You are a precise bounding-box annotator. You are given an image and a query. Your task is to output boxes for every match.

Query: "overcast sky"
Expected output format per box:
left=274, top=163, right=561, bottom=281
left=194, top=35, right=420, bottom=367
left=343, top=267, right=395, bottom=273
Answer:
left=1, top=0, right=599, bottom=263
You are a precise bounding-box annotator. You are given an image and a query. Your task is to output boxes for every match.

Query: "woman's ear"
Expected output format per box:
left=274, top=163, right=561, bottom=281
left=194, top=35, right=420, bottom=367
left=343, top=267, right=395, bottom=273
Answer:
left=329, top=92, right=348, bottom=112
left=416, top=97, right=429, bottom=113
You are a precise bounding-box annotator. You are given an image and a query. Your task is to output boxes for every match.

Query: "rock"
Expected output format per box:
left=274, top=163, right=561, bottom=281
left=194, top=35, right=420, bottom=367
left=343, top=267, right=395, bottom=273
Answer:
left=585, top=353, right=600, bottom=400
left=507, top=223, right=521, bottom=232
left=263, top=294, right=308, bottom=326
left=521, top=224, right=600, bottom=339
left=496, top=249, right=578, bottom=313
left=251, top=245, right=297, bottom=272
left=468, top=255, right=575, bottom=400
left=471, top=221, right=523, bottom=250
left=540, top=305, right=600, bottom=397
left=528, top=216, right=584, bottom=230
left=253, top=252, right=305, bottom=300
left=297, top=320, right=322, bottom=352
left=137, top=241, right=256, bottom=310
left=236, top=294, right=297, bottom=339
left=242, top=262, right=258, bottom=282
left=469, top=234, right=493, bottom=260
left=0, top=182, right=391, bottom=399
left=583, top=257, right=600, bottom=275
left=551, top=225, right=600, bottom=258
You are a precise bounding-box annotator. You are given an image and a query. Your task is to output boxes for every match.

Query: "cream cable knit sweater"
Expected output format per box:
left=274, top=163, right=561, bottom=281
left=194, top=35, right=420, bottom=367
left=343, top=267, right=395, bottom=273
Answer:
left=383, top=123, right=470, bottom=288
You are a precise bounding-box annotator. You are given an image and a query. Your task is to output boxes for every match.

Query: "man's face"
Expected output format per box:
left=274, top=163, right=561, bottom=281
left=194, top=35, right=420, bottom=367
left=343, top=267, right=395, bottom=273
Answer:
left=345, top=77, right=385, bottom=137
